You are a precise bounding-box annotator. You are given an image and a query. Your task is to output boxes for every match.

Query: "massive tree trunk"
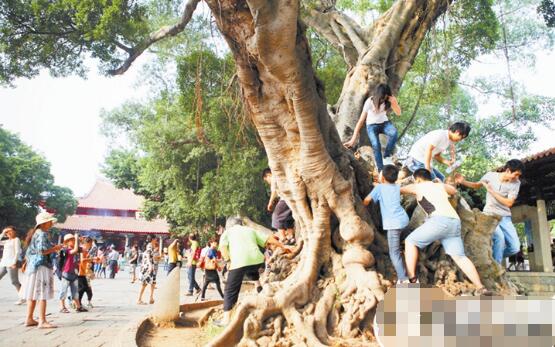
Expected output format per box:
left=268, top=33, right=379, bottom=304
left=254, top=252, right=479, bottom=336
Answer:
left=203, top=1, right=516, bottom=346
left=305, top=0, right=452, bottom=141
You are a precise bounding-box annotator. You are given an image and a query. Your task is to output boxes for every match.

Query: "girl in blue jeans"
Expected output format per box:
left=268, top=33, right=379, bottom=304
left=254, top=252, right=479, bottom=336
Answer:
left=344, top=84, right=402, bottom=172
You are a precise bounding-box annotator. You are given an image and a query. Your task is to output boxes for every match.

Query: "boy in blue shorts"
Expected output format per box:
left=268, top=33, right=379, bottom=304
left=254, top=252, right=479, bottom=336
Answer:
left=364, top=165, right=409, bottom=283
left=400, top=168, right=491, bottom=295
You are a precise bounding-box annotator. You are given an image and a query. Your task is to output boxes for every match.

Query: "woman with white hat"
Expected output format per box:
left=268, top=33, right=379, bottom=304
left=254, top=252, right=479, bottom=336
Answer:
left=23, top=212, right=63, bottom=328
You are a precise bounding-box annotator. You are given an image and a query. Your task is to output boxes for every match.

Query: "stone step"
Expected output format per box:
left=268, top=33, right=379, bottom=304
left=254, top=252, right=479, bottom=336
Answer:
left=526, top=292, right=555, bottom=298
left=507, top=272, right=555, bottom=294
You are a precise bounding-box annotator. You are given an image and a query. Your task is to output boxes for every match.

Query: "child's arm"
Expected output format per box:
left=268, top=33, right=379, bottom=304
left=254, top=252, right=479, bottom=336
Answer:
left=455, top=174, right=484, bottom=190
left=388, top=96, right=401, bottom=116
left=344, top=110, right=368, bottom=148
left=400, top=184, right=417, bottom=195
left=69, top=234, right=79, bottom=255
left=424, top=145, right=435, bottom=171
left=363, top=195, right=373, bottom=206
left=443, top=183, right=457, bottom=196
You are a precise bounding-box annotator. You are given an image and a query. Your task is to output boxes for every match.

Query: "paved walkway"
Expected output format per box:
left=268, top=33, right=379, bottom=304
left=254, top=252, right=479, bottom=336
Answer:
left=0, top=266, right=221, bottom=347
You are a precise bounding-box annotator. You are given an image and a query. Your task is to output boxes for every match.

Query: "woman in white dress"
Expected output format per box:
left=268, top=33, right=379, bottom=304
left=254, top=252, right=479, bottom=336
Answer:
left=0, top=226, right=25, bottom=304
left=23, top=212, right=62, bottom=328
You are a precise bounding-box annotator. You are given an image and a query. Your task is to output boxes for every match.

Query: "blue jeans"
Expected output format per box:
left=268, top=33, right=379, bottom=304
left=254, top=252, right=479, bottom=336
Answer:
left=366, top=121, right=398, bottom=172
left=405, top=157, right=445, bottom=182
left=492, top=216, right=520, bottom=263
left=187, top=265, right=200, bottom=293
left=387, top=229, right=408, bottom=281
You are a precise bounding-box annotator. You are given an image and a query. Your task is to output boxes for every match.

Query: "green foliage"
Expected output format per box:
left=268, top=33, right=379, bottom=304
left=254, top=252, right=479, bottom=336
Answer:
left=102, top=46, right=269, bottom=235
left=539, top=0, right=555, bottom=27
left=0, top=127, right=77, bottom=233
left=0, top=0, right=151, bottom=84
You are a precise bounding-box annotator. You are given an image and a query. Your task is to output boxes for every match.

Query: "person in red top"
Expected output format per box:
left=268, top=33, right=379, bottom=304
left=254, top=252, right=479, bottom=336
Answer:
left=58, top=234, right=87, bottom=313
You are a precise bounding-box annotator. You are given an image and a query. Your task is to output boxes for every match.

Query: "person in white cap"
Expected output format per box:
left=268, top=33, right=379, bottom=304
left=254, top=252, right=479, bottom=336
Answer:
left=23, top=212, right=63, bottom=329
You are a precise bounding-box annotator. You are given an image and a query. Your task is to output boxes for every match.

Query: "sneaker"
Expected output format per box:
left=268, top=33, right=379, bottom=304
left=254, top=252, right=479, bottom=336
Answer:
left=200, top=298, right=206, bottom=302
left=14, top=299, right=26, bottom=305
left=383, top=156, right=394, bottom=166
left=76, top=307, right=88, bottom=312
left=194, top=288, right=201, bottom=295
left=185, top=292, right=193, bottom=296
left=212, top=320, right=227, bottom=327
left=256, top=286, right=263, bottom=293
left=87, top=302, right=93, bottom=309
left=395, top=279, right=410, bottom=285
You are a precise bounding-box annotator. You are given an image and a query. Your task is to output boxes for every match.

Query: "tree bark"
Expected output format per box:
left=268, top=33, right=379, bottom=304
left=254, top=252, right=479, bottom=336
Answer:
left=203, top=1, right=517, bottom=346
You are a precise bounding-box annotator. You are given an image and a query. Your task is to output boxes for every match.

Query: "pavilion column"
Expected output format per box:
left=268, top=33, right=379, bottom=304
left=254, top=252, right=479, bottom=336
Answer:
left=533, top=197, right=553, bottom=273
left=125, top=234, right=132, bottom=249
left=159, top=235, right=164, bottom=249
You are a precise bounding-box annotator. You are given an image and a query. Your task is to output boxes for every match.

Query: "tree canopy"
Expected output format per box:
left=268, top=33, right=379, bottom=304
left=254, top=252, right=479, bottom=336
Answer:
left=0, top=127, right=77, bottom=233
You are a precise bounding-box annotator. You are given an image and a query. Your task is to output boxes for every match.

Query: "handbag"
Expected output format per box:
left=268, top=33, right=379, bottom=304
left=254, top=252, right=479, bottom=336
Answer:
left=62, top=270, right=78, bottom=282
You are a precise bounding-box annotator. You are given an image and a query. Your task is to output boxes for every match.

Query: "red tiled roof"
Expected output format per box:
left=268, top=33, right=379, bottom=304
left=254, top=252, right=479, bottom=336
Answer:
left=522, top=147, right=555, bottom=163
left=78, top=180, right=144, bottom=210
left=56, top=215, right=170, bottom=234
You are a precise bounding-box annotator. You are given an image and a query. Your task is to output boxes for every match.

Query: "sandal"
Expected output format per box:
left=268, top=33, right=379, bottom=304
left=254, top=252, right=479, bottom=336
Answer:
left=137, top=301, right=147, bottom=305
left=475, top=287, right=494, bottom=296
left=25, top=320, right=39, bottom=327
left=59, top=308, right=70, bottom=314
left=149, top=299, right=155, bottom=304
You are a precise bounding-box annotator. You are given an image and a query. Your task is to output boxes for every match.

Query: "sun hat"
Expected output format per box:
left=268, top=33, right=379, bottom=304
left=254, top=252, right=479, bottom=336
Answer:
left=35, top=212, right=57, bottom=228
left=63, top=234, right=75, bottom=242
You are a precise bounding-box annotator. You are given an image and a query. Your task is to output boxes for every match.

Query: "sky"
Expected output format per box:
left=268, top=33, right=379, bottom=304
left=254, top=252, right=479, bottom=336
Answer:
left=0, top=33, right=554, bottom=197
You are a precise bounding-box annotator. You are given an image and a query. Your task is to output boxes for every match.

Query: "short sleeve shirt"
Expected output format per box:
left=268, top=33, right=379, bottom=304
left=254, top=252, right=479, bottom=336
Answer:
left=363, top=97, right=389, bottom=125
left=26, top=230, right=54, bottom=273
left=481, top=172, right=520, bottom=217
left=408, top=130, right=452, bottom=165
left=412, top=182, right=460, bottom=220
left=219, top=225, right=269, bottom=270
left=369, top=184, right=409, bottom=230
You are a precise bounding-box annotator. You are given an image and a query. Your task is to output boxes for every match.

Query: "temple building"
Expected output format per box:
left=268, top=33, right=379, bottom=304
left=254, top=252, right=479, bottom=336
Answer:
left=56, top=179, right=170, bottom=251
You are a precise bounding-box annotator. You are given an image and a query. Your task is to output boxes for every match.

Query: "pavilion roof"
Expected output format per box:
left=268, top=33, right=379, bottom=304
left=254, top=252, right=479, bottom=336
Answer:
left=56, top=215, right=170, bottom=235
left=515, top=147, right=555, bottom=218
left=78, top=179, right=144, bottom=211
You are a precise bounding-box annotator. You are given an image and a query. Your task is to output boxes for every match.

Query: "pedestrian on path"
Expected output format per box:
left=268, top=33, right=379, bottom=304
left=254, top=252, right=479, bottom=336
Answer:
left=185, top=234, right=201, bottom=296
left=107, top=246, right=119, bottom=279
left=129, top=245, right=139, bottom=283
left=215, top=217, right=290, bottom=327
left=78, top=237, right=95, bottom=308
left=166, top=239, right=180, bottom=275
left=0, top=226, right=25, bottom=305
left=23, top=212, right=63, bottom=329
left=57, top=233, right=87, bottom=313
left=200, top=239, right=224, bottom=301
left=137, top=243, right=156, bottom=305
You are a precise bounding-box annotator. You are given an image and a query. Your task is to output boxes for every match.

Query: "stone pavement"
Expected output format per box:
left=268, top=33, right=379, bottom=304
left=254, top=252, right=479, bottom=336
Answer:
left=0, top=266, right=222, bottom=347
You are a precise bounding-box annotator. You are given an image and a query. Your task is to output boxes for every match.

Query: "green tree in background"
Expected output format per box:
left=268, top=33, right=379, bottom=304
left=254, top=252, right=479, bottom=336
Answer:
left=101, top=47, right=268, bottom=234
left=0, top=127, right=77, bottom=233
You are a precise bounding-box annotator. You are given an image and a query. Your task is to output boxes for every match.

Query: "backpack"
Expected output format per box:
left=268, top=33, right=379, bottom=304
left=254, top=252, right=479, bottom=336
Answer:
left=56, top=249, right=67, bottom=280
left=192, top=247, right=201, bottom=262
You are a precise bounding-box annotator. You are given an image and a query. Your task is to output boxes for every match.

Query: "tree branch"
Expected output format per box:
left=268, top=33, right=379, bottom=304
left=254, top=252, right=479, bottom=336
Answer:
left=108, top=0, right=200, bottom=75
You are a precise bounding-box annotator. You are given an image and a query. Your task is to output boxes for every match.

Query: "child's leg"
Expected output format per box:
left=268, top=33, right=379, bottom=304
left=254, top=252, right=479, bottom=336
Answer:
left=404, top=242, right=419, bottom=279
left=387, top=229, right=408, bottom=281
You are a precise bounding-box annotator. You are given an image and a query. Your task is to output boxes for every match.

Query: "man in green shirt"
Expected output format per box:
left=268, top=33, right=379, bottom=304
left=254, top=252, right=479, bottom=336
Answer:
left=216, top=217, right=290, bottom=326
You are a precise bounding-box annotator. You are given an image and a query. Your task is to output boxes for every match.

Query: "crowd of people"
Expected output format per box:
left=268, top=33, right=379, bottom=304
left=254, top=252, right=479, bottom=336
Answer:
left=0, top=82, right=536, bottom=329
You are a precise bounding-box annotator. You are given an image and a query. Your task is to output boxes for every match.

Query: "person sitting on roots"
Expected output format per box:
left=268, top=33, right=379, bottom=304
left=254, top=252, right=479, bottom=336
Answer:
left=455, top=159, right=524, bottom=264
left=214, top=217, right=291, bottom=327
left=344, top=83, right=402, bottom=173
left=403, top=122, right=471, bottom=182
left=262, top=168, right=296, bottom=245
left=400, top=169, right=491, bottom=296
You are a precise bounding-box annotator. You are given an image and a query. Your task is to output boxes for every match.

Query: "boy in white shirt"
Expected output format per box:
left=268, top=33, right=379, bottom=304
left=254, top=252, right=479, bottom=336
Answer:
left=404, top=122, right=471, bottom=182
